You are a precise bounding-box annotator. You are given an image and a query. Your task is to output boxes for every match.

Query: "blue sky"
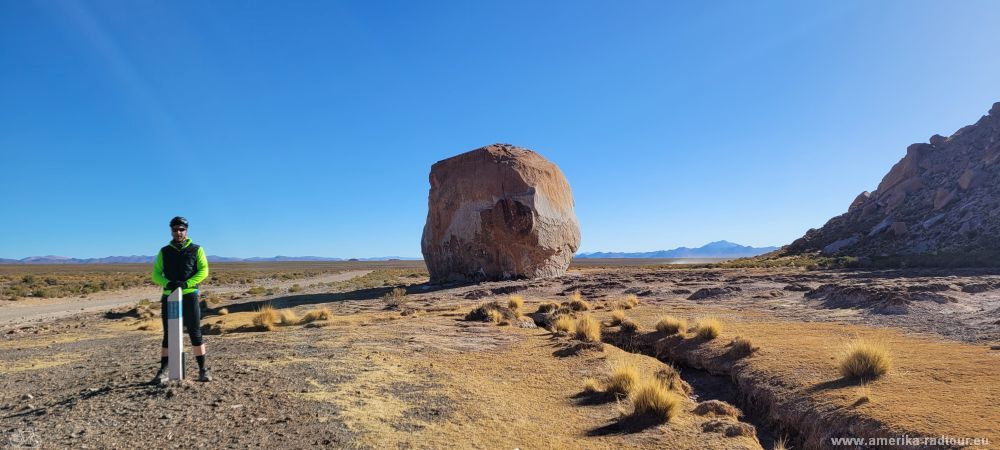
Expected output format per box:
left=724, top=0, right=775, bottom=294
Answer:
left=2, top=1, right=999, bottom=259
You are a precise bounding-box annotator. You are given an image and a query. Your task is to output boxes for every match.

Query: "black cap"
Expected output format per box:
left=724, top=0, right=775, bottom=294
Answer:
left=169, top=216, right=189, bottom=228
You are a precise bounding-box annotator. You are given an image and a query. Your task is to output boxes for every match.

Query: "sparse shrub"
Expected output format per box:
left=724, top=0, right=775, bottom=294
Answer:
left=278, top=309, right=300, bottom=326
left=730, top=336, right=758, bottom=357
left=137, top=298, right=150, bottom=308
left=507, top=295, right=524, bottom=311
left=695, top=318, right=722, bottom=339
left=246, top=286, right=266, bottom=296
left=553, top=315, right=575, bottom=333
left=583, top=377, right=602, bottom=393
left=252, top=305, right=278, bottom=331
left=536, top=302, right=559, bottom=313
left=630, top=378, right=680, bottom=422
left=624, top=294, right=639, bottom=307
left=619, top=319, right=639, bottom=333
left=774, top=436, right=790, bottom=450
left=570, top=298, right=592, bottom=311
left=288, top=284, right=303, bottom=293
left=575, top=315, right=601, bottom=342
left=300, top=307, right=332, bottom=324
left=383, top=287, right=409, bottom=309
left=465, top=301, right=516, bottom=323
left=839, top=339, right=892, bottom=380
left=610, top=308, right=625, bottom=326
left=605, top=360, right=639, bottom=396
left=655, top=316, right=687, bottom=335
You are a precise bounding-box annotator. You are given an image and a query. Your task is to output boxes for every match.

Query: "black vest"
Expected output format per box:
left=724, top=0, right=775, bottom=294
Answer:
left=161, top=242, right=201, bottom=285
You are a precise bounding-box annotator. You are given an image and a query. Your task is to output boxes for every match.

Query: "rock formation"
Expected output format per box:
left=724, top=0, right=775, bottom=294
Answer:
left=421, top=144, right=581, bottom=283
left=784, top=102, right=1000, bottom=265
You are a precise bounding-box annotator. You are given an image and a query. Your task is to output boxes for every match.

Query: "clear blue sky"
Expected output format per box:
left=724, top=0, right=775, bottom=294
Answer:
left=2, top=1, right=999, bottom=259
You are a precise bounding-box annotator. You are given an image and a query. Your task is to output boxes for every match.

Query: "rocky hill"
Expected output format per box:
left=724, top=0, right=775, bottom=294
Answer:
left=783, top=102, right=1000, bottom=266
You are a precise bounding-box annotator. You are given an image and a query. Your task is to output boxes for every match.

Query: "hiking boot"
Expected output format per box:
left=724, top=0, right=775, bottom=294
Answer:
left=151, top=368, right=168, bottom=385
left=198, top=368, right=213, bottom=382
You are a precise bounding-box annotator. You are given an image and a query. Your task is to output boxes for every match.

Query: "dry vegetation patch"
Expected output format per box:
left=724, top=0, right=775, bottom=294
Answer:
left=629, top=378, right=681, bottom=422
left=839, top=338, right=892, bottom=380
left=695, top=317, right=722, bottom=339
left=655, top=316, right=687, bottom=335
left=574, top=315, right=601, bottom=342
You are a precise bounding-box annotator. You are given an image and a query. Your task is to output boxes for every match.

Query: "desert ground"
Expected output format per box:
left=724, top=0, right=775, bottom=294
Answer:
left=1, top=261, right=998, bottom=449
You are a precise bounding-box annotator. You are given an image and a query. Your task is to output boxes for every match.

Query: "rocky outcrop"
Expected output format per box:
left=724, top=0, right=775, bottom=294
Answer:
left=421, top=144, right=581, bottom=283
left=784, top=102, right=1000, bottom=265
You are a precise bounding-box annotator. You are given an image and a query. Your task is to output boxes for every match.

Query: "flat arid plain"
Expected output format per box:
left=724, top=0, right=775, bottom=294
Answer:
left=1, top=260, right=997, bottom=449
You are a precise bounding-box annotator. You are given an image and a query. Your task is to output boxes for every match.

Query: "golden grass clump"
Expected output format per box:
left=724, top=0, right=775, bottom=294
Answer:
left=583, top=377, right=602, bottom=393
left=217, top=307, right=229, bottom=315
left=300, top=307, right=332, bottom=324
left=486, top=309, right=503, bottom=323
left=252, top=305, right=278, bottom=331
left=695, top=317, right=722, bottom=339
left=574, top=315, right=601, bottom=342
left=630, top=378, right=680, bottom=422
left=278, top=309, right=300, bottom=326
left=536, top=302, right=559, bottom=313
left=619, top=319, right=639, bottom=333
left=624, top=294, right=639, bottom=307
left=839, top=338, right=892, bottom=380
left=507, top=295, right=525, bottom=311
left=610, top=308, right=626, bottom=326
left=553, top=315, right=576, bottom=333
left=655, top=316, right=687, bottom=335
left=730, top=336, right=758, bottom=357
left=570, top=298, right=592, bottom=311
left=605, top=360, right=640, bottom=395
left=693, top=399, right=741, bottom=417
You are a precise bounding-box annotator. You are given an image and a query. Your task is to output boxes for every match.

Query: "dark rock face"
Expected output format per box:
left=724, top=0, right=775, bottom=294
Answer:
left=784, top=102, right=1000, bottom=264
left=421, top=144, right=581, bottom=283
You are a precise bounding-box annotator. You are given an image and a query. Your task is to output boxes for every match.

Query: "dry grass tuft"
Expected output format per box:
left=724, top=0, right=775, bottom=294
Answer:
left=252, top=305, right=278, bottom=331
left=536, top=302, right=559, bottom=313
left=655, top=316, right=687, bottom=335
left=624, top=294, right=639, bottom=307
left=278, top=309, right=300, bottom=326
left=774, top=436, right=790, bottom=450
left=605, top=360, right=640, bottom=396
left=575, top=315, right=601, bottom=342
left=730, top=336, right=759, bottom=357
left=507, top=295, right=524, bottom=311
left=839, top=338, right=892, bottom=380
left=570, top=298, right=592, bottom=311
left=610, top=308, right=626, bottom=326
left=583, top=377, right=603, bottom=393
left=619, top=319, right=639, bottom=333
left=382, top=287, right=408, bottom=308
left=218, top=307, right=229, bottom=315
left=695, top=317, right=722, bottom=339
left=553, top=315, right=576, bottom=333
left=466, top=301, right=517, bottom=324
left=300, top=307, right=332, bottom=324
left=693, top=399, right=742, bottom=417
left=630, top=378, right=680, bottom=422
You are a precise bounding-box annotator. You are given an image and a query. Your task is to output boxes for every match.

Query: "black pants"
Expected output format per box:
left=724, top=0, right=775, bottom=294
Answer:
left=160, top=292, right=204, bottom=347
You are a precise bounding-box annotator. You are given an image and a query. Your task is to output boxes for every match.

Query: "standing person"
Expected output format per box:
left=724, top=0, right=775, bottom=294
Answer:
left=151, top=216, right=212, bottom=384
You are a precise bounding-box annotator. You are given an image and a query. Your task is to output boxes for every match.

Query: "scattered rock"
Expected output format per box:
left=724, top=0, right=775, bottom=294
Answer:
left=688, top=286, right=741, bottom=300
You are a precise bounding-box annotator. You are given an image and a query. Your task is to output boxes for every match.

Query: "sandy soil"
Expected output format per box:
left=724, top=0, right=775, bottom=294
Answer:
left=2, top=266, right=998, bottom=449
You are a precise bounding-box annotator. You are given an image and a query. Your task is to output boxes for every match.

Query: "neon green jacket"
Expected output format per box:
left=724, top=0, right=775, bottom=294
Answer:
left=152, top=238, right=209, bottom=295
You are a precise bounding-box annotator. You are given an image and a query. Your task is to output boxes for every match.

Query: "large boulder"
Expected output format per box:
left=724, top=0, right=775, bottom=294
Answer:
left=421, top=144, right=581, bottom=283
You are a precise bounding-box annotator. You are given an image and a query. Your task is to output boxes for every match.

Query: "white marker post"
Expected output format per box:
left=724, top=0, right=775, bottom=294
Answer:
left=166, top=288, right=184, bottom=380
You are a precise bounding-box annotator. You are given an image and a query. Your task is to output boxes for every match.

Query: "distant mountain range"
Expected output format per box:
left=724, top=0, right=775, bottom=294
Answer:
left=0, top=255, right=422, bottom=264
left=575, top=240, right=779, bottom=259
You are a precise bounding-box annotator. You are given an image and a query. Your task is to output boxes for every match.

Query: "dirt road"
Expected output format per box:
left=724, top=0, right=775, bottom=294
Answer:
left=0, top=270, right=372, bottom=326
